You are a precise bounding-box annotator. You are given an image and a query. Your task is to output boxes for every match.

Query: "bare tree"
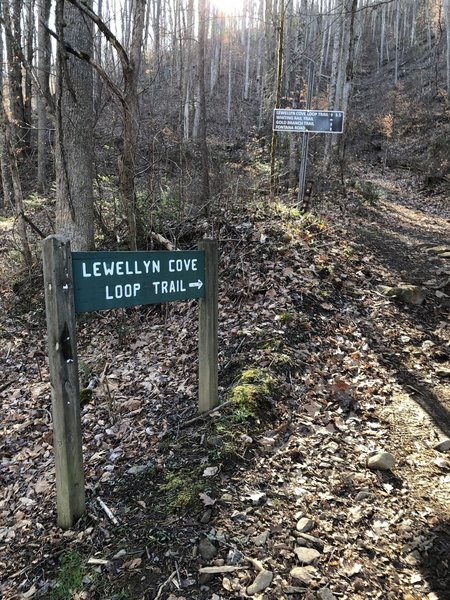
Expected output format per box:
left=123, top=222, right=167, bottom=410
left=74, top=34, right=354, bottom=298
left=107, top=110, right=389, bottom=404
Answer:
left=65, top=0, right=146, bottom=250
left=197, top=0, right=210, bottom=211
left=37, top=0, right=52, bottom=192
left=54, top=0, right=95, bottom=251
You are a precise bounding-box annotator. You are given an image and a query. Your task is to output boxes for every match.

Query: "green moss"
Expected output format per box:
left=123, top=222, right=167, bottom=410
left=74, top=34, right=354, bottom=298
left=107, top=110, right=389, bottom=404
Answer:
left=159, top=469, right=203, bottom=511
left=277, top=311, right=295, bottom=323
left=80, top=388, right=93, bottom=405
left=51, top=550, right=85, bottom=599
left=227, top=367, right=275, bottom=414
left=270, top=352, right=294, bottom=369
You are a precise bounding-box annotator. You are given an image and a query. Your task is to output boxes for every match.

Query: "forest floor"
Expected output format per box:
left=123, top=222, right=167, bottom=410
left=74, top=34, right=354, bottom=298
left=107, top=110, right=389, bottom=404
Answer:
left=1, top=161, right=449, bottom=600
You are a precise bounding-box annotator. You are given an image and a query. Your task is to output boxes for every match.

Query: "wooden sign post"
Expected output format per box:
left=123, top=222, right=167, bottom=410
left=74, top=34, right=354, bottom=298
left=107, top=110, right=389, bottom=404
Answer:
left=42, top=236, right=85, bottom=529
left=42, top=235, right=218, bottom=528
left=198, top=239, right=218, bottom=412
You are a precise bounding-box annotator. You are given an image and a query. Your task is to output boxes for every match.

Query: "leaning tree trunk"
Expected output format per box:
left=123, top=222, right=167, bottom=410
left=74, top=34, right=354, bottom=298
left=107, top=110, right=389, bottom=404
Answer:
left=55, top=0, right=95, bottom=251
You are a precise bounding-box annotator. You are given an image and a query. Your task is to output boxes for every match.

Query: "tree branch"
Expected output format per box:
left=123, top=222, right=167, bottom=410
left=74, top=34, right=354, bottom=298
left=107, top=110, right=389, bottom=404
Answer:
left=46, top=26, right=126, bottom=108
left=65, top=0, right=131, bottom=73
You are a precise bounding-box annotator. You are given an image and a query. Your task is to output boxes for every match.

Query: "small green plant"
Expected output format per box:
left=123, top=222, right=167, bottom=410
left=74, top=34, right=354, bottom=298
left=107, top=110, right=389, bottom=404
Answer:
left=354, top=180, right=382, bottom=204
left=51, top=550, right=85, bottom=599
left=78, top=360, right=93, bottom=385
left=277, top=311, right=295, bottom=324
left=24, top=193, right=48, bottom=209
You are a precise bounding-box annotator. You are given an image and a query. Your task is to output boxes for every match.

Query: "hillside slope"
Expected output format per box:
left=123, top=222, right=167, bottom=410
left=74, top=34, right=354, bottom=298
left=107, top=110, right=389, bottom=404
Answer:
left=1, top=161, right=449, bottom=599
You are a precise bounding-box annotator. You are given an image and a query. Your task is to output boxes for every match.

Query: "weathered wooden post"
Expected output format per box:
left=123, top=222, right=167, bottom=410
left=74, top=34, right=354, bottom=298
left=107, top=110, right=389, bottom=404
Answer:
left=42, top=235, right=85, bottom=529
left=198, top=239, right=218, bottom=412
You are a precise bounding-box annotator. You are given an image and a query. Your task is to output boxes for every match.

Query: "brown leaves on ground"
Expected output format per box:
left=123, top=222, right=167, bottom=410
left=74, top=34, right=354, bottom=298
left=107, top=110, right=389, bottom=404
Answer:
left=1, top=168, right=449, bottom=599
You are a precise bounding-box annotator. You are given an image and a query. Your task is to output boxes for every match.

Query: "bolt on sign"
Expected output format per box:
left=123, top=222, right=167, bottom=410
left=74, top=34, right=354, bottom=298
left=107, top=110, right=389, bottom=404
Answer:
left=42, top=236, right=218, bottom=529
left=273, top=109, right=344, bottom=133
left=72, top=250, right=205, bottom=312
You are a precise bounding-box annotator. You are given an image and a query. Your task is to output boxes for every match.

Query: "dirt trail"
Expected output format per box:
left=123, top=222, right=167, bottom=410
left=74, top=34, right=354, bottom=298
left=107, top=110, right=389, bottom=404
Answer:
left=348, top=169, right=450, bottom=496
left=343, top=169, right=450, bottom=596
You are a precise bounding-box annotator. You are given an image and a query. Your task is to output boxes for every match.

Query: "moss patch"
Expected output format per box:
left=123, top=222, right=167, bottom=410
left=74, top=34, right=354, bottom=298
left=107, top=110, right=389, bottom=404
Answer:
left=227, top=367, right=275, bottom=414
left=158, top=468, right=204, bottom=512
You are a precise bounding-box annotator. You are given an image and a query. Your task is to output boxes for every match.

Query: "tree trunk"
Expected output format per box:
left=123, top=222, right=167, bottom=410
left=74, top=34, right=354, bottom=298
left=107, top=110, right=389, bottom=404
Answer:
left=2, top=0, right=28, bottom=152
left=197, top=0, right=210, bottom=212
left=270, top=7, right=284, bottom=193
left=444, top=0, right=450, bottom=95
left=55, top=0, right=95, bottom=251
left=37, top=0, right=52, bottom=192
left=0, top=28, right=14, bottom=208
left=120, top=0, right=145, bottom=250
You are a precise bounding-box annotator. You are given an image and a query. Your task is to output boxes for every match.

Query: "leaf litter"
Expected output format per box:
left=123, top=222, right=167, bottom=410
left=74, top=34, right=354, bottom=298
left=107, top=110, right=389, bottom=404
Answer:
left=1, top=168, right=449, bottom=599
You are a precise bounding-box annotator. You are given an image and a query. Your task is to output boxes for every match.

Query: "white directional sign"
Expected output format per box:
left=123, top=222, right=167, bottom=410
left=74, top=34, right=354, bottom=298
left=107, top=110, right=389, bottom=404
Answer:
left=273, top=109, right=344, bottom=134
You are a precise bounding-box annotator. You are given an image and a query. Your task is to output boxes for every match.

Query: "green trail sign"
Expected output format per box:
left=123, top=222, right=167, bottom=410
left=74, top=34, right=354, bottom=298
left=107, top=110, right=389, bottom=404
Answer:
left=43, top=237, right=218, bottom=528
left=72, top=250, right=205, bottom=312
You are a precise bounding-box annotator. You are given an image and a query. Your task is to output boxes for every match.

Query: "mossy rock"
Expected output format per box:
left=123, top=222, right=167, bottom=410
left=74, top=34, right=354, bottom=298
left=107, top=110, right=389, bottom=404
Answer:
left=227, top=367, right=275, bottom=415
left=376, top=284, right=426, bottom=306
left=426, top=245, right=450, bottom=255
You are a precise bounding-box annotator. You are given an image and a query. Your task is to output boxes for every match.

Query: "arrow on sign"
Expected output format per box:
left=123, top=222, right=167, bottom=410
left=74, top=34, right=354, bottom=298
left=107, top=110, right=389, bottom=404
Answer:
left=189, top=280, right=203, bottom=290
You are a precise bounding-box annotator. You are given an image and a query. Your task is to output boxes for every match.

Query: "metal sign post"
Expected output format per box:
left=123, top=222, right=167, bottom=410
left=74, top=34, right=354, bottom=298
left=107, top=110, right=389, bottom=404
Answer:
left=272, top=61, right=344, bottom=207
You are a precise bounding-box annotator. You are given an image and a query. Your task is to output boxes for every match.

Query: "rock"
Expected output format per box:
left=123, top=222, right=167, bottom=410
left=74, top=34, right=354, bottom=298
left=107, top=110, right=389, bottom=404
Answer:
left=127, top=461, right=153, bottom=475
left=296, top=532, right=324, bottom=548
left=248, top=491, right=266, bottom=505
left=434, top=439, right=450, bottom=452
left=200, top=509, right=212, bottom=524
left=290, top=566, right=316, bottom=585
left=251, top=531, right=270, bottom=546
left=246, top=569, right=273, bottom=595
left=367, top=452, right=396, bottom=470
left=198, top=572, right=215, bottom=585
left=294, top=547, right=321, bottom=564
left=355, top=489, right=370, bottom=501
left=426, top=245, right=450, bottom=255
left=376, top=284, right=426, bottom=305
left=318, top=587, right=337, bottom=600
left=220, top=493, right=233, bottom=503
left=198, top=538, right=217, bottom=561
left=296, top=517, right=315, bottom=533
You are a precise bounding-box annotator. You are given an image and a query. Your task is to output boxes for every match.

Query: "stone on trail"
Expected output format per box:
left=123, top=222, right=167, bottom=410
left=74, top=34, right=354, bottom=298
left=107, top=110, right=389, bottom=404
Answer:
left=246, top=569, right=273, bottom=595
left=434, top=439, right=450, bottom=452
left=198, top=538, right=217, bottom=561
left=294, top=547, right=321, bottom=564
left=290, top=565, right=316, bottom=585
left=296, top=517, right=315, bottom=533
left=355, top=489, right=371, bottom=501
left=367, top=452, right=396, bottom=470
left=318, top=587, right=337, bottom=600
left=426, top=245, right=450, bottom=255
left=376, top=284, right=426, bottom=305
left=251, top=531, right=270, bottom=546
